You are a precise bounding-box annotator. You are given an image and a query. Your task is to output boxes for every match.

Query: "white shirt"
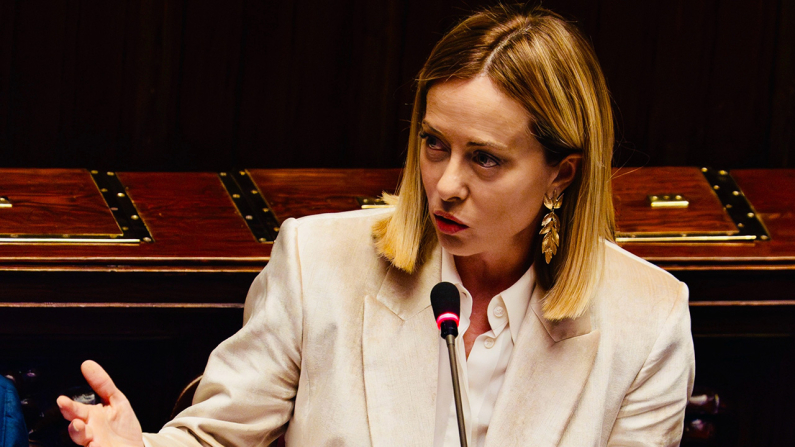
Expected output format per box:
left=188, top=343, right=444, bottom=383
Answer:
left=434, top=248, right=535, bottom=447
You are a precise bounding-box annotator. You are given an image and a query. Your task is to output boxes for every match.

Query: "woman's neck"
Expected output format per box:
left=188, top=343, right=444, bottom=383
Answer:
left=454, top=250, right=532, bottom=303
left=455, top=250, right=533, bottom=359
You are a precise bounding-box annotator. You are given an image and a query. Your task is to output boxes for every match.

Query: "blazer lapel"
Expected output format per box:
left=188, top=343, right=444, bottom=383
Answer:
left=485, top=285, right=600, bottom=447
left=363, top=247, right=442, bottom=447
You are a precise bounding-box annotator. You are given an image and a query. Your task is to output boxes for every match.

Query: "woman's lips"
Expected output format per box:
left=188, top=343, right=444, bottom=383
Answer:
left=434, top=213, right=469, bottom=234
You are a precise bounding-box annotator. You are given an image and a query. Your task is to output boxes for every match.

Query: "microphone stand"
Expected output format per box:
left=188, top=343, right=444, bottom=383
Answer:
left=432, top=282, right=467, bottom=447
left=445, top=334, right=468, bottom=447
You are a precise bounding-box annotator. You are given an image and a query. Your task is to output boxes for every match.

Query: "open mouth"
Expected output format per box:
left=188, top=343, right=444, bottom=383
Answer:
left=434, top=213, right=468, bottom=234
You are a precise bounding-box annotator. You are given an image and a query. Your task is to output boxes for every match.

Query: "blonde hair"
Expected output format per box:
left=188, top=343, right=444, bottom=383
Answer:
left=373, top=4, right=615, bottom=320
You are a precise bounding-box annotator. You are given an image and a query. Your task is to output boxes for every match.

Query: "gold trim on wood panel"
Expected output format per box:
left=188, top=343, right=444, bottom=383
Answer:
left=616, top=234, right=757, bottom=243
left=356, top=196, right=391, bottom=208
left=0, top=236, right=143, bottom=243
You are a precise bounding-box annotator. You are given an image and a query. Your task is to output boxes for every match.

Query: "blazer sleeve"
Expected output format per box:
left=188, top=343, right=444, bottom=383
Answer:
left=143, top=217, right=304, bottom=447
left=607, top=282, right=696, bottom=447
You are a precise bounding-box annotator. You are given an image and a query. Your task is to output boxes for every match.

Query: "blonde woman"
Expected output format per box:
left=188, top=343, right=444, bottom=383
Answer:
left=59, top=5, right=694, bottom=446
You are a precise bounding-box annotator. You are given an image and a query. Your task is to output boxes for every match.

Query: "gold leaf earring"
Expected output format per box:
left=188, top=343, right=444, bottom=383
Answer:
left=540, top=189, right=563, bottom=264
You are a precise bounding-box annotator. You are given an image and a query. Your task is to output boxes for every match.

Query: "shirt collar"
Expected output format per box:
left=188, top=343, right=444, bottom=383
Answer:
left=440, top=247, right=535, bottom=342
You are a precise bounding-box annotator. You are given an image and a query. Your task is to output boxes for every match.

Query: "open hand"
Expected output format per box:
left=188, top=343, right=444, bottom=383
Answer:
left=57, top=360, right=143, bottom=447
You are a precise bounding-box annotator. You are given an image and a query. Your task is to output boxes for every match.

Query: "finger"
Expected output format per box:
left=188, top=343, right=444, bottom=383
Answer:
left=81, top=360, right=125, bottom=405
left=57, top=395, right=90, bottom=421
left=68, top=418, right=94, bottom=446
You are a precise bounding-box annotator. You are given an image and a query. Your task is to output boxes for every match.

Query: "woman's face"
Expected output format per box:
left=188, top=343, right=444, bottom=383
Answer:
left=420, top=76, right=573, bottom=268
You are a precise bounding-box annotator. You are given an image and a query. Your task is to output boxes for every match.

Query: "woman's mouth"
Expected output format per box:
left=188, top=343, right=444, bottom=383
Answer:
left=433, top=213, right=469, bottom=234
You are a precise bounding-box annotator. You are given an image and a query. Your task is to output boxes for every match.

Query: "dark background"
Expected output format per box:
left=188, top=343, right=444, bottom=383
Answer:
left=1, top=0, right=793, bottom=171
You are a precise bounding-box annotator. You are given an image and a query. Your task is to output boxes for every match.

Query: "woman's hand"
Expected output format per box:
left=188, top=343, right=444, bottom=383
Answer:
left=57, top=360, right=144, bottom=447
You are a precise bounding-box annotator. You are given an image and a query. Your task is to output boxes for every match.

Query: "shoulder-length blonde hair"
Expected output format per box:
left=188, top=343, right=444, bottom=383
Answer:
left=373, top=4, right=615, bottom=321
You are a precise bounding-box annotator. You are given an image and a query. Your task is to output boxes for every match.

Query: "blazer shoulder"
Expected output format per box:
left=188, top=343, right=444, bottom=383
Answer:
left=285, top=208, right=393, bottom=241
left=273, top=208, right=394, bottom=276
left=603, top=241, right=684, bottom=292
left=595, top=241, right=688, bottom=331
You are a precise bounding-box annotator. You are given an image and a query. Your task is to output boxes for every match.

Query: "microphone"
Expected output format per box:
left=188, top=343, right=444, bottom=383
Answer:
left=430, top=282, right=468, bottom=447
left=431, top=281, right=461, bottom=338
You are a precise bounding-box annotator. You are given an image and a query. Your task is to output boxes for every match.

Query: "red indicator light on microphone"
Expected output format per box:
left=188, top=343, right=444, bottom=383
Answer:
left=431, top=282, right=460, bottom=338
left=436, top=312, right=460, bottom=330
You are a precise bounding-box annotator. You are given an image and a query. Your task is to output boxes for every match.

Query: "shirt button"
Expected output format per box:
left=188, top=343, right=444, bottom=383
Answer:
left=494, top=306, right=505, bottom=318
left=484, top=337, right=495, bottom=349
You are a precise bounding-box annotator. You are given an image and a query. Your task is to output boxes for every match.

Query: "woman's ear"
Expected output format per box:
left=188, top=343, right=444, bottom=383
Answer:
left=548, top=154, right=582, bottom=196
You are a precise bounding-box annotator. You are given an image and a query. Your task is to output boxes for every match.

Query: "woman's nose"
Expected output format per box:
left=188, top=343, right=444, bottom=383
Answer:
left=436, top=158, right=468, bottom=202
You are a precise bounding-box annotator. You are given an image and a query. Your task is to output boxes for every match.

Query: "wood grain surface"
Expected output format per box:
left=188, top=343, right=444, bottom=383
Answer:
left=0, top=171, right=270, bottom=267
left=0, top=169, right=120, bottom=235
left=620, top=169, right=795, bottom=266
left=248, top=168, right=402, bottom=221
left=612, top=166, right=737, bottom=235
left=0, top=167, right=792, bottom=269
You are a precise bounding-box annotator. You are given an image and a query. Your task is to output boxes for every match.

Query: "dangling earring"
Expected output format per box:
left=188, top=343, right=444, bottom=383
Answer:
left=540, top=189, right=563, bottom=264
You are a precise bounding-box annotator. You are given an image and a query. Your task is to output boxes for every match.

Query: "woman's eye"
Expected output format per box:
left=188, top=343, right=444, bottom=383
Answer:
left=419, top=131, right=443, bottom=150
left=472, top=151, right=500, bottom=168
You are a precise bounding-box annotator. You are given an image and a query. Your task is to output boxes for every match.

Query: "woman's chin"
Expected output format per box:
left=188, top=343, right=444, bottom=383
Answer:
left=435, top=232, right=474, bottom=256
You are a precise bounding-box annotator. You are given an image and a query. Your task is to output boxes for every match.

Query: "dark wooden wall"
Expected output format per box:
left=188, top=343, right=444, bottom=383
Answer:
left=1, top=0, right=793, bottom=171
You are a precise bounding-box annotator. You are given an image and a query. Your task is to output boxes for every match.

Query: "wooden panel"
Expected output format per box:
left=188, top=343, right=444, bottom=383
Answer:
left=731, top=169, right=795, bottom=242
left=0, top=169, right=120, bottom=235
left=249, top=168, right=402, bottom=221
left=117, top=172, right=265, bottom=260
left=0, top=169, right=405, bottom=267
left=612, top=167, right=737, bottom=235
left=618, top=169, right=795, bottom=266
left=0, top=172, right=270, bottom=267
left=1, top=168, right=791, bottom=269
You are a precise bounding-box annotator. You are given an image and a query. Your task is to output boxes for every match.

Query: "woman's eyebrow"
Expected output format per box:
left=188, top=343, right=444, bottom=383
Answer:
left=421, top=120, right=442, bottom=135
left=466, top=139, right=505, bottom=150
left=422, top=120, right=507, bottom=150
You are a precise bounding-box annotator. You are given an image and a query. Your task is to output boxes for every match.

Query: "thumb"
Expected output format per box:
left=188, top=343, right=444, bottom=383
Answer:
left=81, top=360, right=126, bottom=406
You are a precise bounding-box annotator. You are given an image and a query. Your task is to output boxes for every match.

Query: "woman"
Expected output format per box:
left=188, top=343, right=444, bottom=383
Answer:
left=58, top=5, right=694, bottom=446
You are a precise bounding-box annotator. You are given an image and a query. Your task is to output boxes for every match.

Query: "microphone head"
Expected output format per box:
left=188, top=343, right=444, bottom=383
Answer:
left=431, top=282, right=460, bottom=335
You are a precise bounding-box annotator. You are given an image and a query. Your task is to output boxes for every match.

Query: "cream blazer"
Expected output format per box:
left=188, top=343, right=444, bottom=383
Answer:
left=143, top=208, right=695, bottom=447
